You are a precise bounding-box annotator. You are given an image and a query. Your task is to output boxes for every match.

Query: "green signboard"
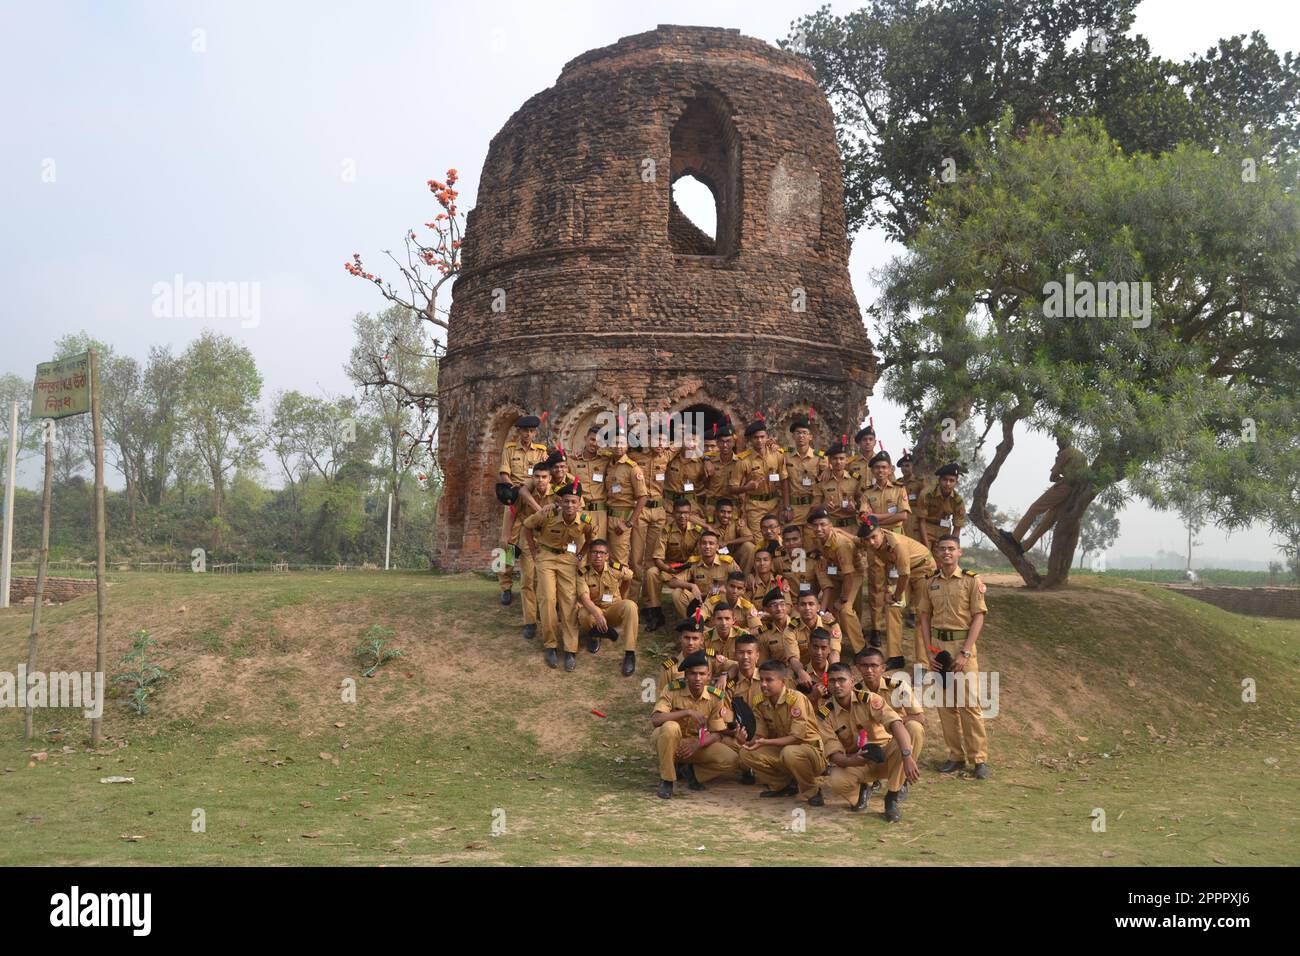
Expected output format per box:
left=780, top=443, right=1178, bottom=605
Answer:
left=32, top=352, right=91, bottom=419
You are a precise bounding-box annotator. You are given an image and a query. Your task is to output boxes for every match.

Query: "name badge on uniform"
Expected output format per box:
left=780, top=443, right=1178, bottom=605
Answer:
left=566, top=542, right=577, bottom=553
left=840, top=499, right=850, bottom=509
left=718, top=546, right=730, bottom=555
left=611, top=484, right=621, bottom=493
left=710, top=585, right=722, bottom=594
left=768, top=473, right=780, bottom=482
left=592, top=473, right=604, bottom=483
left=941, top=516, right=953, bottom=528
left=827, top=565, right=838, bottom=576
left=655, top=473, right=665, bottom=482
left=601, top=593, right=614, bottom=603
left=887, top=505, right=898, bottom=513
left=888, top=567, right=899, bottom=578
left=683, top=482, right=694, bottom=492
left=908, top=493, right=917, bottom=502
left=801, top=477, right=812, bottom=486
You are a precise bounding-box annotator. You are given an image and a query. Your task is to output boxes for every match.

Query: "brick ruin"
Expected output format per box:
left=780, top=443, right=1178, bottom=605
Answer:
left=435, top=25, right=878, bottom=570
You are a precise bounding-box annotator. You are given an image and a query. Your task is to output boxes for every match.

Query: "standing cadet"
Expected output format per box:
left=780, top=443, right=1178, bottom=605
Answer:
left=651, top=650, right=739, bottom=799
left=918, top=463, right=967, bottom=553
left=809, top=508, right=867, bottom=657
left=736, top=660, right=827, bottom=802
left=897, top=451, right=928, bottom=541
left=857, top=451, right=912, bottom=648
left=576, top=538, right=640, bottom=677
left=857, top=514, right=937, bottom=670
left=630, top=434, right=676, bottom=604
left=708, top=498, right=756, bottom=572
left=568, top=426, right=609, bottom=543
left=845, top=424, right=876, bottom=476
left=522, top=482, right=594, bottom=672
left=496, top=414, right=549, bottom=605
left=917, top=534, right=990, bottom=779
left=700, top=423, right=738, bottom=522
left=643, top=498, right=706, bottom=631
left=783, top=415, right=824, bottom=528
left=602, top=435, right=647, bottom=571
left=855, top=646, right=926, bottom=801
left=667, top=530, right=736, bottom=618
left=814, top=662, right=919, bottom=821
left=665, top=426, right=708, bottom=521
left=778, top=524, right=821, bottom=599
left=814, top=437, right=861, bottom=529
left=737, top=420, right=789, bottom=540
left=513, top=460, right=552, bottom=641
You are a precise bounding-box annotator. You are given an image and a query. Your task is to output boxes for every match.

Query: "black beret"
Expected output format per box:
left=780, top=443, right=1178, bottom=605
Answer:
left=676, top=616, right=705, bottom=633
left=515, top=415, right=541, bottom=429
left=857, top=514, right=880, bottom=537
left=808, top=506, right=830, bottom=522
left=744, top=420, right=768, bottom=438
left=555, top=481, right=581, bottom=498
left=761, top=587, right=786, bottom=607
left=935, top=462, right=961, bottom=477
left=897, top=450, right=912, bottom=465
left=826, top=436, right=851, bottom=456
left=788, top=415, right=811, bottom=433
left=711, top=423, right=733, bottom=439
left=494, top=482, right=520, bottom=506
left=542, top=451, right=565, bottom=468
left=854, top=425, right=876, bottom=442
left=869, top=451, right=892, bottom=466
left=681, top=650, right=710, bottom=671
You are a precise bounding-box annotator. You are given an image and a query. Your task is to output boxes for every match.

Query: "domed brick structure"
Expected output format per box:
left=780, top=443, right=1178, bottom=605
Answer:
left=435, top=24, right=878, bottom=570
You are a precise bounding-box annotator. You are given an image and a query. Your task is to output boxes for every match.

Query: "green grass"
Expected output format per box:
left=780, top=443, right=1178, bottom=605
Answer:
left=0, top=570, right=1296, bottom=865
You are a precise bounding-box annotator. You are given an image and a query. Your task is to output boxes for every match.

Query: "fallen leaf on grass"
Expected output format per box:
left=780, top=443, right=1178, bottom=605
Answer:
left=120, top=834, right=146, bottom=842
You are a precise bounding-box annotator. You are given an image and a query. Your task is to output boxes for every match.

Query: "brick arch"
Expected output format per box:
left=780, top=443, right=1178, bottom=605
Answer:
left=553, top=389, right=623, bottom=452
left=666, top=386, right=742, bottom=442
left=669, top=85, right=742, bottom=257
left=769, top=403, right=830, bottom=451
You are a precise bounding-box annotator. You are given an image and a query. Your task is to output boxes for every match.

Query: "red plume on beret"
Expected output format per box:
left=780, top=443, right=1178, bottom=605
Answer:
left=808, top=404, right=815, bottom=423
left=539, top=411, right=548, bottom=423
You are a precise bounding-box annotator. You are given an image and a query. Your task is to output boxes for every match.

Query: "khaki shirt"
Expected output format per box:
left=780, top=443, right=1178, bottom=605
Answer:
left=1052, top=445, right=1088, bottom=482
left=747, top=572, right=792, bottom=607
left=901, top=475, right=928, bottom=512
left=522, top=509, right=594, bottom=556
left=785, top=446, right=824, bottom=501
left=704, top=453, right=737, bottom=502
left=603, top=455, right=647, bottom=510
left=753, top=688, right=821, bottom=748
left=632, top=448, right=676, bottom=503
left=814, top=470, right=860, bottom=521
left=877, top=674, right=924, bottom=718
left=816, top=689, right=904, bottom=756
left=499, top=440, right=549, bottom=485
left=655, top=520, right=705, bottom=566
left=872, top=532, right=938, bottom=585
left=673, top=554, right=737, bottom=598
left=726, top=668, right=763, bottom=709
left=792, top=611, right=843, bottom=661
left=568, top=451, right=608, bottom=503
left=537, top=478, right=584, bottom=511
left=756, top=621, right=801, bottom=664
left=711, top=516, right=753, bottom=556
left=917, top=487, right=966, bottom=537
left=815, top=527, right=861, bottom=594
left=576, top=559, right=634, bottom=609
left=665, top=453, right=707, bottom=500
left=653, top=681, right=730, bottom=736
left=859, top=479, right=911, bottom=532
left=660, top=648, right=720, bottom=685
left=706, top=593, right=762, bottom=631
left=704, top=625, right=749, bottom=663
left=738, top=445, right=787, bottom=503
left=917, top=566, right=988, bottom=630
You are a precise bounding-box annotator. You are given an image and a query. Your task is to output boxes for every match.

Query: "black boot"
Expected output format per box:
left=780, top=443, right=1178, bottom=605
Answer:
left=868, top=629, right=883, bottom=648
left=884, top=790, right=902, bottom=822
left=759, top=782, right=798, bottom=798
left=656, top=779, right=673, bottom=799
left=621, top=651, right=636, bottom=677
left=543, top=648, right=558, bottom=669
left=586, top=631, right=600, bottom=654
left=973, top=762, right=990, bottom=780
left=500, top=590, right=513, bottom=606
left=681, top=764, right=705, bottom=791
left=563, top=651, right=577, bottom=672
left=885, top=655, right=905, bottom=671
left=740, top=769, right=756, bottom=785
left=937, top=759, right=962, bottom=773
left=807, top=790, right=824, bottom=807
left=898, top=783, right=909, bottom=802
left=522, top=624, right=536, bottom=640
left=851, top=784, right=869, bottom=811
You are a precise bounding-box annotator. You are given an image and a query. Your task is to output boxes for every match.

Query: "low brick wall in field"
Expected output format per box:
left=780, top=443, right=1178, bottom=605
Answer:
left=1162, top=584, right=1300, bottom=619
left=7, top=576, right=97, bottom=605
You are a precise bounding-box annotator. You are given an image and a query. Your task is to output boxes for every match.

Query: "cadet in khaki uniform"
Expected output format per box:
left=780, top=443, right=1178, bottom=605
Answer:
left=736, top=420, right=789, bottom=540
left=809, top=508, right=867, bottom=656
left=699, top=423, right=738, bottom=520
left=855, top=646, right=926, bottom=802
left=783, top=416, right=824, bottom=527
left=737, top=659, right=826, bottom=801
left=661, top=614, right=721, bottom=685
left=793, top=590, right=843, bottom=662
left=917, top=463, right=966, bottom=552
left=496, top=415, right=549, bottom=605
left=814, top=438, right=861, bottom=528
left=705, top=572, right=763, bottom=632
left=522, top=483, right=594, bottom=672
left=1007, top=437, right=1087, bottom=554
left=844, top=424, right=876, bottom=477
left=702, top=602, right=748, bottom=696
left=778, top=524, right=821, bottom=598
left=755, top=588, right=808, bottom=687
left=630, top=437, right=677, bottom=603
left=512, top=460, right=552, bottom=640
left=857, top=515, right=937, bottom=670
left=664, top=427, right=708, bottom=519
left=917, top=534, right=990, bottom=779
left=747, top=546, right=792, bottom=608
left=651, top=650, right=740, bottom=799
left=602, top=436, right=647, bottom=570
left=797, top=628, right=835, bottom=707
left=814, top=662, right=919, bottom=821
left=667, top=530, right=736, bottom=618
left=896, top=451, right=928, bottom=541
left=708, top=498, right=756, bottom=572
left=576, top=538, right=639, bottom=677
left=644, top=498, right=705, bottom=630
left=568, top=426, right=610, bottom=543
left=857, top=451, right=912, bottom=644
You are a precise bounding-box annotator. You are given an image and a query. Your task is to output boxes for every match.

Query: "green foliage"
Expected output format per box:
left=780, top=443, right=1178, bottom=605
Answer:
left=111, top=629, right=171, bottom=715
left=354, top=625, right=403, bottom=678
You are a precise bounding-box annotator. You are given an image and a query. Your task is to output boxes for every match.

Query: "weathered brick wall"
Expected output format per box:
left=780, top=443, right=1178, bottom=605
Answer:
left=1163, top=584, right=1300, bottom=620
left=8, top=576, right=97, bottom=604
left=436, top=25, right=878, bottom=571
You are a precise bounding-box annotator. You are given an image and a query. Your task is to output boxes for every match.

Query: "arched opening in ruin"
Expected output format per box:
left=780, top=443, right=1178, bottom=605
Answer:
left=669, top=90, right=740, bottom=257
left=679, top=403, right=730, bottom=443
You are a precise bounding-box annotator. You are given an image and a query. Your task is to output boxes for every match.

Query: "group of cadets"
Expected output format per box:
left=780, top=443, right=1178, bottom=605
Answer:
left=496, top=412, right=989, bottom=822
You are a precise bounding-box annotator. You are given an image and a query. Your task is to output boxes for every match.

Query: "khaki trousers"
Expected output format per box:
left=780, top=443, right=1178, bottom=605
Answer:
left=535, top=550, right=579, bottom=652
left=497, top=505, right=516, bottom=591
left=831, top=575, right=865, bottom=656
left=935, top=640, right=988, bottom=764
left=606, top=509, right=635, bottom=566
left=739, top=743, right=827, bottom=798
left=630, top=505, right=666, bottom=600
left=1014, top=481, right=1072, bottom=552
left=578, top=597, right=639, bottom=652
left=652, top=721, right=740, bottom=782
left=518, top=544, right=538, bottom=626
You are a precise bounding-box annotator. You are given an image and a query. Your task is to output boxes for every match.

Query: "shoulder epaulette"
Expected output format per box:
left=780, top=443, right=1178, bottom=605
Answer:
left=784, top=445, right=794, bottom=453
left=667, top=678, right=685, bottom=690
left=707, top=685, right=724, bottom=699
left=736, top=450, right=752, bottom=460
left=816, top=450, right=825, bottom=457
left=531, top=442, right=548, bottom=450
left=817, top=703, right=832, bottom=720
left=690, top=523, right=703, bottom=532
left=963, top=568, right=979, bottom=577
left=926, top=568, right=941, bottom=578
left=687, top=555, right=701, bottom=564
left=705, top=647, right=716, bottom=658
left=610, top=560, right=623, bottom=570
left=580, top=513, right=591, bottom=524
left=854, top=689, right=870, bottom=703
left=719, top=554, right=735, bottom=564
left=662, top=658, right=677, bottom=670
left=504, top=441, right=518, bottom=448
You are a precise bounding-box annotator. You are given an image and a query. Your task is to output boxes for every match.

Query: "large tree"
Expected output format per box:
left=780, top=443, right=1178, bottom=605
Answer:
left=874, top=117, right=1300, bottom=587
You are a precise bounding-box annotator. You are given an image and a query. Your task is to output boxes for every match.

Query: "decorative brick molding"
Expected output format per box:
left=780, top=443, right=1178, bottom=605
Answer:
left=435, top=25, right=878, bottom=571
left=1163, top=584, right=1300, bottom=619
left=8, top=576, right=97, bottom=605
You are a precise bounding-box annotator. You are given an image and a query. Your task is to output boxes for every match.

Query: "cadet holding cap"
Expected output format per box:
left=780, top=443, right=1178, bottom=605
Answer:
left=736, top=659, right=827, bottom=802
left=496, top=414, right=549, bottom=606
left=650, top=649, right=739, bottom=799
left=918, top=463, right=967, bottom=553
left=522, top=481, right=594, bottom=672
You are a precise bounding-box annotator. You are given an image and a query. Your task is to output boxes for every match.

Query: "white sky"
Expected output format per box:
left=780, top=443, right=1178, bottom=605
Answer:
left=0, top=0, right=1294, bottom=566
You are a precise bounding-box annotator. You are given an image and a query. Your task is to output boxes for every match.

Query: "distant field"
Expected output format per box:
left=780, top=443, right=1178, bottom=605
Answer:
left=0, top=571, right=1296, bottom=865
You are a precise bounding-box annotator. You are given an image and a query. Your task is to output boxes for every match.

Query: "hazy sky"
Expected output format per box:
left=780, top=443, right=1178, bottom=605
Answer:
left=1, top=0, right=1295, bottom=566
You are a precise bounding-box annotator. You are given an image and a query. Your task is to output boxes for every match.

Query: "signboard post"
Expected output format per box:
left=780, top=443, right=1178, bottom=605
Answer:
left=0, top=402, right=16, bottom=610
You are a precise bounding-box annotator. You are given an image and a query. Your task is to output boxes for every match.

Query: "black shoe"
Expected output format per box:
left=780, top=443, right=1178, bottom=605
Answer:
left=852, top=784, right=869, bottom=811
left=586, top=632, right=600, bottom=654
left=543, top=648, right=558, bottom=669
left=898, top=783, right=909, bottom=802
left=999, top=529, right=1025, bottom=555
left=973, top=762, right=989, bottom=780
left=563, top=652, right=577, bottom=672
left=884, top=791, right=901, bottom=823
left=885, top=655, right=905, bottom=671
left=807, top=790, right=824, bottom=807
left=500, top=590, right=513, bottom=606
left=904, top=612, right=916, bottom=629
left=759, top=783, right=798, bottom=798
left=938, top=760, right=962, bottom=773
left=681, top=764, right=705, bottom=791
left=740, top=769, right=756, bottom=785
left=646, top=608, right=663, bottom=632
left=870, top=779, right=882, bottom=794
left=522, top=624, right=536, bottom=641
left=621, top=651, right=636, bottom=677
left=867, top=629, right=882, bottom=648
left=656, top=779, right=673, bottom=799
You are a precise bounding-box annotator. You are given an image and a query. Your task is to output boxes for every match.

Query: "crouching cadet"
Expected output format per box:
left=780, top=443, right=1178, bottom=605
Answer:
left=736, top=659, right=826, bottom=803
left=576, top=538, right=639, bottom=677
left=651, top=650, right=739, bottom=799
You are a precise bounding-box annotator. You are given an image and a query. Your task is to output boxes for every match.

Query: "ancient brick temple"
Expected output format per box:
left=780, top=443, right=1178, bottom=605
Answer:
left=435, top=25, right=877, bottom=570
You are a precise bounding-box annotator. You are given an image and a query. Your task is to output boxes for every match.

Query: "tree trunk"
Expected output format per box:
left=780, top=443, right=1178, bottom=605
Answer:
left=968, top=411, right=1044, bottom=587
left=1041, top=483, right=1099, bottom=587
